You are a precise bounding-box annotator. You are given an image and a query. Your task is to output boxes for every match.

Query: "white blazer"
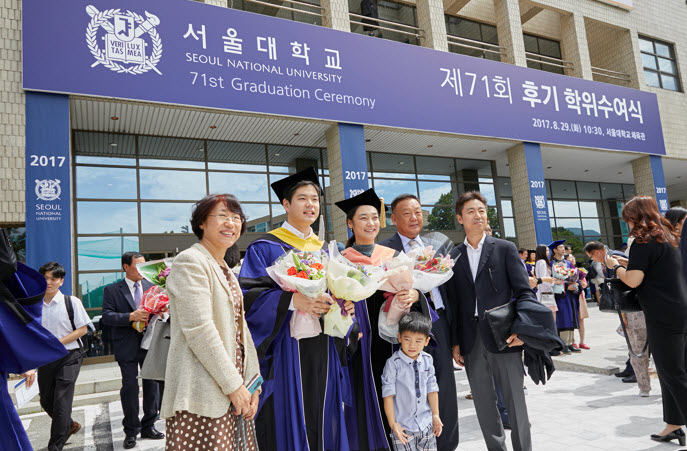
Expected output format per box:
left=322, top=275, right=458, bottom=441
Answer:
left=161, top=243, right=260, bottom=419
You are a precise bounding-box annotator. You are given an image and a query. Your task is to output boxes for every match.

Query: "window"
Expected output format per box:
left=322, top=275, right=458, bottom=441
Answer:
left=639, top=36, right=681, bottom=92
left=349, top=0, right=419, bottom=46
left=524, top=34, right=564, bottom=75
left=445, top=16, right=501, bottom=62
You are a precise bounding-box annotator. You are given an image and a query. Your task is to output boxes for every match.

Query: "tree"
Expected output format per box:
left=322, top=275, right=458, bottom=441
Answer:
left=426, top=193, right=455, bottom=231
left=550, top=227, right=584, bottom=254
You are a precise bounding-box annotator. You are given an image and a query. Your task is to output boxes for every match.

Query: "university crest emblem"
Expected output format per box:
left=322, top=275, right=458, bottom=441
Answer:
left=35, top=179, right=62, bottom=201
left=86, top=5, right=162, bottom=75
left=534, top=195, right=546, bottom=210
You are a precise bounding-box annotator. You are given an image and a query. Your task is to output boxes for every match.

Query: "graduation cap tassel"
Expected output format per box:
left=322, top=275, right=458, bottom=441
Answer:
left=318, top=214, right=325, bottom=242
left=379, top=197, right=386, bottom=228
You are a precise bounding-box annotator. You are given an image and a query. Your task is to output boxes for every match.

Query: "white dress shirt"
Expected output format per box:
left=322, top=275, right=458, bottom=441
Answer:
left=42, top=290, right=92, bottom=350
left=282, top=221, right=314, bottom=239
left=398, top=233, right=445, bottom=310
left=464, top=233, right=487, bottom=316
left=124, top=276, right=142, bottom=303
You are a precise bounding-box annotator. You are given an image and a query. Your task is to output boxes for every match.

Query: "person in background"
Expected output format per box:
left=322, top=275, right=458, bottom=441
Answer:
left=565, top=254, right=589, bottom=351
left=549, top=240, right=580, bottom=354
left=382, top=312, right=442, bottom=450
left=162, top=194, right=261, bottom=450
left=102, top=252, right=164, bottom=449
left=534, top=245, right=557, bottom=318
left=605, top=196, right=687, bottom=445
left=35, top=262, right=91, bottom=451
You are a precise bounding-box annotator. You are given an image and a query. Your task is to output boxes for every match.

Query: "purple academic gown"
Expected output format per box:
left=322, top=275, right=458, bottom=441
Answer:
left=239, top=233, right=355, bottom=451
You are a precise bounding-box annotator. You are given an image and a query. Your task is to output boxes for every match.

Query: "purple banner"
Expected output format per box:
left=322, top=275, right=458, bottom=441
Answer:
left=23, top=0, right=664, bottom=155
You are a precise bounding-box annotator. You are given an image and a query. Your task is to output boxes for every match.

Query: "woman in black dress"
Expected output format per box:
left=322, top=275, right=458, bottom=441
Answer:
left=605, top=196, right=687, bottom=446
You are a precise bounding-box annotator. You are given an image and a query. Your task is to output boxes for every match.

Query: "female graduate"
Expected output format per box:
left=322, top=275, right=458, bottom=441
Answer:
left=239, top=167, right=355, bottom=451
left=335, top=189, right=430, bottom=450
left=1, top=260, right=68, bottom=451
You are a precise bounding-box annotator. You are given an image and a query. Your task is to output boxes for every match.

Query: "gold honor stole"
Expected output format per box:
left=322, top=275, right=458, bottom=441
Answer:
left=268, top=227, right=324, bottom=252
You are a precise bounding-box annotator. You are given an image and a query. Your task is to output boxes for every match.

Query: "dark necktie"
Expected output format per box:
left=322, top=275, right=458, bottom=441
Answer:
left=134, top=282, right=142, bottom=307
left=413, top=360, right=421, bottom=399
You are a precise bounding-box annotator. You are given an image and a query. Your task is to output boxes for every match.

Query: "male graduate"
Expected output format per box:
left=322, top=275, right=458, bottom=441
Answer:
left=378, top=194, right=459, bottom=451
left=239, top=167, right=355, bottom=451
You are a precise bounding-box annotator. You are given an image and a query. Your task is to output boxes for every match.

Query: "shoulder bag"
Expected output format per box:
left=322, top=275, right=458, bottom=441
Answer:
left=599, top=278, right=647, bottom=357
left=140, top=318, right=171, bottom=381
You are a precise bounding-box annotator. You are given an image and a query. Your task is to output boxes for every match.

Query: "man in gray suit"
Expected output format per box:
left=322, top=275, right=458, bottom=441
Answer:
left=448, top=191, right=534, bottom=451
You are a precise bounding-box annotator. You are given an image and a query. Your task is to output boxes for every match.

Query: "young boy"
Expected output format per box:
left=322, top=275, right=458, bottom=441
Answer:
left=382, top=312, right=443, bottom=450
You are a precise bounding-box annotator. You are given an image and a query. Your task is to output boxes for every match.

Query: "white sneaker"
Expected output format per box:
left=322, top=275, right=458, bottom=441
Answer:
left=639, top=391, right=650, bottom=397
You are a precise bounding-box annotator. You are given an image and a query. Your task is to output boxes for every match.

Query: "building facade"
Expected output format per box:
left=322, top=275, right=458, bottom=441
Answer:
left=3, top=0, right=687, bottom=326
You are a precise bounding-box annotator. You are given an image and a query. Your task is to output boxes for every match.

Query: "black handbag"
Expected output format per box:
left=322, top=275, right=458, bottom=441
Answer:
left=598, top=278, right=641, bottom=313
left=0, top=228, right=18, bottom=281
left=484, top=301, right=516, bottom=352
left=599, top=278, right=648, bottom=357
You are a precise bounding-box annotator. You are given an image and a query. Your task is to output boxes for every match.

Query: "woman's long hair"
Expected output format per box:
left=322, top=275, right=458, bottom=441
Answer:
left=345, top=206, right=359, bottom=248
left=621, top=196, right=679, bottom=247
left=535, top=245, right=548, bottom=263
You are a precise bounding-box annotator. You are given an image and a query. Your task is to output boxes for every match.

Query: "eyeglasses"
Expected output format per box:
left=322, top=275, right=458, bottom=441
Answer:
left=208, top=214, right=243, bottom=224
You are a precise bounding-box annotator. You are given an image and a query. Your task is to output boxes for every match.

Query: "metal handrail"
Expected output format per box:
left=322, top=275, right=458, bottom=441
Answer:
left=240, top=0, right=323, bottom=17
left=349, top=12, right=422, bottom=38
left=591, top=66, right=632, bottom=81
left=525, top=51, right=573, bottom=66
left=447, top=34, right=503, bottom=51
left=446, top=35, right=504, bottom=56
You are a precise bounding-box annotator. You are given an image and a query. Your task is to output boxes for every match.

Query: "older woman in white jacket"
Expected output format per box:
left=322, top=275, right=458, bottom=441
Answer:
left=161, top=194, right=260, bottom=450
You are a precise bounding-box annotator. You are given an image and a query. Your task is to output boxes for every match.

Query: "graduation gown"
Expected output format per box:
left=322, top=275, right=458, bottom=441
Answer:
left=551, top=259, right=579, bottom=331
left=1, top=263, right=68, bottom=451
left=341, top=245, right=433, bottom=450
left=239, top=228, right=351, bottom=451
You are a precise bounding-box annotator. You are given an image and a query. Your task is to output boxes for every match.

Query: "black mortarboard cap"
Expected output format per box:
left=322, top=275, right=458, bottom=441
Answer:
left=270, top=166, right=321, bottom=204
left=334, top=188, right=385, bottom=214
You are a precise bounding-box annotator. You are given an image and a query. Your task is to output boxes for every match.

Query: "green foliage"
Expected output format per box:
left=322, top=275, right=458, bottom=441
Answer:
left=426, top=193, right=455, bottom=231
left=551, top=227, right=584, bottom=254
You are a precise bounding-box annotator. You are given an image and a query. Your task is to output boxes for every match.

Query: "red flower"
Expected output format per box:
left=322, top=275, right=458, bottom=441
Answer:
left=310, top=263, right=324, bottom=270
left=296, top=270, right=309, bottom=279
left=287, top=267, right=298, bottom=276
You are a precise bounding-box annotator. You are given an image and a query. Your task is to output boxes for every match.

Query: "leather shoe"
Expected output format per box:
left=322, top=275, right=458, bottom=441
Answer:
left=503, top=423, right=511, bottom=430
left=123, top=436, right=136, bottom=449
left=141, top=427, right=165, bottom=440
left=615, top=369, right=633, bottom=378
left=67, top=421, right=81, bottom=441
left=622, top=374, right=637, bottom=383
left=568, top=345, right=581, bottom=353
left=651, top=428, right=686, bottom=446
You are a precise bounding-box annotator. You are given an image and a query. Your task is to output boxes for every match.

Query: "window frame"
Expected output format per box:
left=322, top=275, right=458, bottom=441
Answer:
left=639, top=35, right=682, bottom=92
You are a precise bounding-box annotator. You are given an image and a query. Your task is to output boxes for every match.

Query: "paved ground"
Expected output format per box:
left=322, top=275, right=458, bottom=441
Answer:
left=20, top=305, right=681, bottom=450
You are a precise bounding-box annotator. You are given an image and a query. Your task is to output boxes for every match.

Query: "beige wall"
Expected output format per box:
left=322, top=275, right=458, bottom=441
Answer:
left=0, top=0, right=24, bottom=225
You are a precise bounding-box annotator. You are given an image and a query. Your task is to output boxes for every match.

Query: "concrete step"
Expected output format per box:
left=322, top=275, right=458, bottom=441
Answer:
left=17, top=389, right=122, bottom=416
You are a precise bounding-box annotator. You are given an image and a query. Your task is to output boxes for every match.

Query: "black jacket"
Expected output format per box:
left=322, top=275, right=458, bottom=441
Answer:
left=102, top=278, right=152, bottom=362
left=446, top=235, right=538, bottom=355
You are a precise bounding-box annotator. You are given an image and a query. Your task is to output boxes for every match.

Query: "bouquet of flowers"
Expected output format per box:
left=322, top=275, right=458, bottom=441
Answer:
left=323, top=298, right=354, bottom=339
left=408, top=233, right=455, bottom=293
left=551, top=261, right=574, bottom=294
left=133, top=259, right=173, bottom=332
left=266, top=250, right=328, bottom=340
left=326, top=241, right=387, bottom=302
left=378, top=252, right=415, bottom=325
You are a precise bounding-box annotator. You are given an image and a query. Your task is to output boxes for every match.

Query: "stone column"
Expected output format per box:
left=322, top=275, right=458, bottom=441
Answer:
left=416, top=0, right=449, bottom=52
left=321, top=0, right=350, bottom=31
left=493, top=0, right=527, bottom=67
left=632, top=155, right=669, bottom=213
left=559, top=12, right=593, bottom=80
left=325, top=126, right=348, bottom=242
left=0, top=0, right=25, bottom=225
left=507, top=142, right=552, bottom=249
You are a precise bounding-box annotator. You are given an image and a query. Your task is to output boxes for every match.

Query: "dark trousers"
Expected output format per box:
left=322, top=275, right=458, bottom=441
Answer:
left=465, top=329, right=531, bottom=451
left=38, top=349, right=83, bottom=451
left=425, top=309, right=459, bottom=451
left=118, top=348, right=161, bottom=437
left=646, top=323, right=687, bottom=425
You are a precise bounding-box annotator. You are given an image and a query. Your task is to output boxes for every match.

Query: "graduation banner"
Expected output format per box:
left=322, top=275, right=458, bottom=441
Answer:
left=24, top=0, right=664, bottom=155
left=524, top=142, right=553, bottom=245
